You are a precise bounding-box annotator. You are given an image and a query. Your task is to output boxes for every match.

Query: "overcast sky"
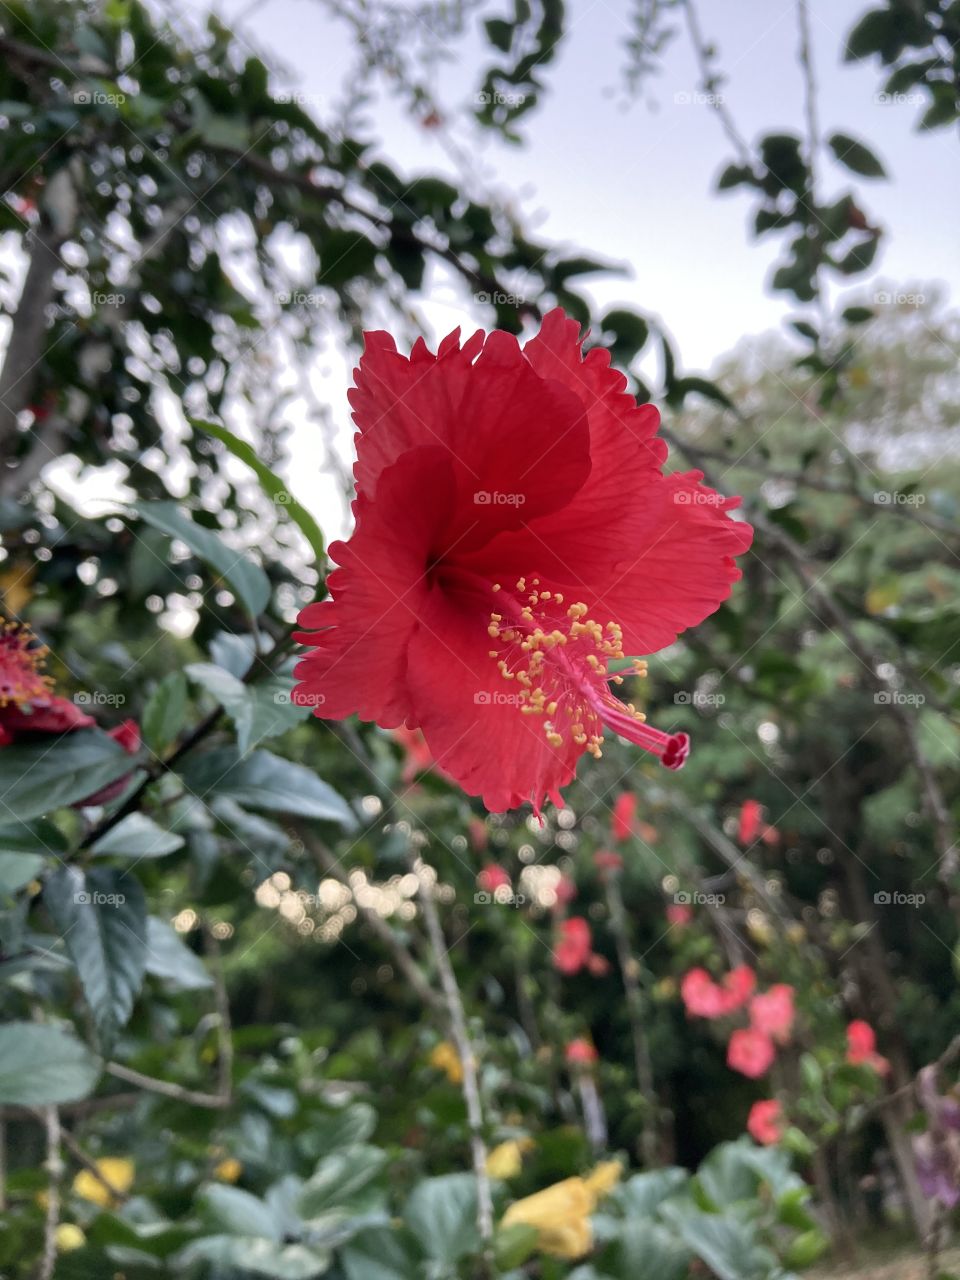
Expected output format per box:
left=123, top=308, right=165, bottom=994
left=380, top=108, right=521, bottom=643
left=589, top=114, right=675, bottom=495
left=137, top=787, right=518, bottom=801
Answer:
left=191, top=0, right=958, bottom=370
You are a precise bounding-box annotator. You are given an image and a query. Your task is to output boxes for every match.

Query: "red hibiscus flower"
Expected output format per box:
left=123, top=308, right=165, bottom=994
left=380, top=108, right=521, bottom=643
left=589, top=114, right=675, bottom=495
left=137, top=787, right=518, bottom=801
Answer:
left=293, top=311, right=752, bottom=812
left=611, top=792, right=637, bottom=842
left=681, top=965, right=756, bottom=1019
left=0, top=619, right=94, bottom=745
left=553, top=916, right=594, bottom=975
left=846, top=1020, right=890, bottom=1075
left=477, top=863, right=511, bottom=894
left=393, top=725, right=440, bottom=784
left=747, top=1099, right=783, bottom=1145
left=565, top=1037, right=599, bottom=1066
left=552, top=873, right=577, bottom=908
left=728, top=1028, right=776, bottom=1079
left=749, top=984, right=795, bottom=1045
left=666, top=902, right=693, bottom=927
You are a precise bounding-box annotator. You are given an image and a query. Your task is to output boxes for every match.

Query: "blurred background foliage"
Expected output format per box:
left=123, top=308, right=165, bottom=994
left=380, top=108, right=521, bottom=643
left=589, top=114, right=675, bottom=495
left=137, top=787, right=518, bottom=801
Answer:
left=0, top=0, right=959, bottom=1277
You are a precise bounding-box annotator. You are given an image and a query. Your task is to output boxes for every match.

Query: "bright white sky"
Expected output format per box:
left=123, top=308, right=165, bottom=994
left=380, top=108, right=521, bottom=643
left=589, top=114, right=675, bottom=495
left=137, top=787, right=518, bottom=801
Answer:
left=194, top=0, right=958, bottom=371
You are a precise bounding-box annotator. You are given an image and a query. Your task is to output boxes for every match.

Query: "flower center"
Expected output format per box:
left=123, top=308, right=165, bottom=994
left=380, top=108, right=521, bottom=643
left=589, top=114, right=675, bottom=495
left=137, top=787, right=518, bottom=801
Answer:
left=0, top=620, right=54, bottom=708
left=485, top=579, right=689, bottom=769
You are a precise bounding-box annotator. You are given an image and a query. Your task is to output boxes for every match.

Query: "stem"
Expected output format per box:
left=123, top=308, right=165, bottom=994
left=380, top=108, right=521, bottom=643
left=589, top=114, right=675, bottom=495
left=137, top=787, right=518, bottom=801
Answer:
left=414, top=858, right=495, bottom=1262
left=36, top=1105, right=62, bottom=1280
left=604, top=875, right=658, bottom=1166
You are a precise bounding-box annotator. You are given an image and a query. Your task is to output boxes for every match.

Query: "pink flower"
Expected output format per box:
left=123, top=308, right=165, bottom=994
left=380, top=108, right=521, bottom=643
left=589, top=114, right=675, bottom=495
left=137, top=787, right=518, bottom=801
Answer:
left=611, top=792, right=637, bottom=842
left=738, top=798, right=779, bottom=846
left=682, top=965, right=756, bottom=1019
left=728, top=1028, right=776, bottom=1079
left=594, top=849, right=624, bottom=875
left=553, top=917, right=593, bottom=975
left=749, top=984, right=795, bottom=1045
left=666, top=903, right=693, bottom=927
left=846, top=1020, right=890, bottom=1075
left=747, top=1099, right=783, bottom=1145
left=477, top=864, right=511, bottom=893
left=565, top=1038, right=598, bottom=1065
left=553, top=874, right=577, bottom=907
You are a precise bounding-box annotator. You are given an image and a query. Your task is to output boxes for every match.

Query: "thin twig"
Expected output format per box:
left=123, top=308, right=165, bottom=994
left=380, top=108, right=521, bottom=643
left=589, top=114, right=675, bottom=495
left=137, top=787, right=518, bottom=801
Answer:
left=414, top=858, right=495, bottom=1265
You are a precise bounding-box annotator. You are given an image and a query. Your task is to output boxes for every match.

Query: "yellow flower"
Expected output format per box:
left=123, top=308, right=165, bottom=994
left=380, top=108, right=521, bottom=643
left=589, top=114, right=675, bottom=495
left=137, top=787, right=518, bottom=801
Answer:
left=72, top=1157, right=135, bottom=1208
left=428, top=1040, right=463, bottom=1084
left=502, top=1177, right=593, bottom=1259
left=583, top=1159, right=622, bottom=1206
left=486, top=1138, right=533, bottom=1178
left=213, top=1157, right=243, bottom=1183
left=55, top=1224, right=86, bottom=1252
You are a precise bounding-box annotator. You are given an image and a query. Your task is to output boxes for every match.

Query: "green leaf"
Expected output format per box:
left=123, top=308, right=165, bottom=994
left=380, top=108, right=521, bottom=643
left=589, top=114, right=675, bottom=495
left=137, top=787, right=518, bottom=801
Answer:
left=142, top=671, right=189, bottom=755
left=182, top=748, right=356, bottom=827
left=0, top=1021, right=100, bottom=1105
left=0, top=732, right=133, bottom=822
left=341, top=1227, right=422, bottom=1280
left=842, top=305, right=874, bottom=324
left=191, top=420, right=326, bottom=567
left=297, top=1145, right=387, bottom=1218
left=827, top=132, right=886, bottom=178
left=136, top=501, right=270, bottom=617
left=185, top=663, right=311, bottom=755
left=662, top=1203, right=778, bottom=1280
left=318, top=230, right=379, bottom=286
left=92, top=813, right=184, bottom=859
left=0, top=818, right=67, bottom=856
left=177, top=1236, right=329, bottom=1279
left=404, top=1173, right=479, bottom=1264
left=0, top=851, right=44, bottom=893
left=783, top=1228, right=828, bottom=1268
left=145, top=916, right=213, bottom=990
left=716, top=163, right=755, bottom=191
left=201, top=1184, right=280, bottom=1238
left=610, top=1221, right=690, bottom=1280
left=44, top=866, right=148, bottom=1049
left=298, top=1103, right=377, bottom=1157
left=616, top=1167, right=688, bottom=1216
